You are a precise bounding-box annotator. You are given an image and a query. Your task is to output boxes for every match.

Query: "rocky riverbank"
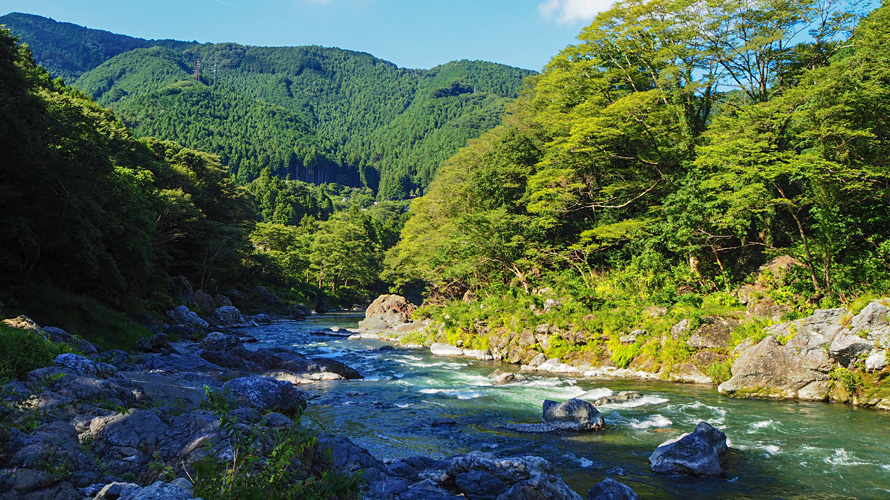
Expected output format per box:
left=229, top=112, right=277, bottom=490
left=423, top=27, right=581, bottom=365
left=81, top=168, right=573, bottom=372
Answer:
left=1, top=312, right=669, bottom=500
left=355, top=294, right=890, bottom=411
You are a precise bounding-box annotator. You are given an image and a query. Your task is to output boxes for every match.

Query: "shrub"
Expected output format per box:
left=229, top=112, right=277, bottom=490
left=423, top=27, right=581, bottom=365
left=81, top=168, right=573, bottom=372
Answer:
left=0, top=324, right=69, bottom=381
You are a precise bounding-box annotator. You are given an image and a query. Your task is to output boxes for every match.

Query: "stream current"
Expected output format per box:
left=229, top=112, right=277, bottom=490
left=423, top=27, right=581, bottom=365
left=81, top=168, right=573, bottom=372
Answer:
left=244, top=313, right=890, bottom=499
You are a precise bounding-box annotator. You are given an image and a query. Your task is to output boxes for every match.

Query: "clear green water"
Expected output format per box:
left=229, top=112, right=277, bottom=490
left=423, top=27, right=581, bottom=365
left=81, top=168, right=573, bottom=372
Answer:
left=246, top=314, right=890, bottom=499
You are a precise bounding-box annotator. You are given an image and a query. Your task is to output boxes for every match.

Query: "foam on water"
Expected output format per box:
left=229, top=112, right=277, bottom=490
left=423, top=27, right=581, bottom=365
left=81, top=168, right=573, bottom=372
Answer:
left=750, top=419, right=773, bottom=430
left=419, top=388, right=484, bottom=399
left=762, top=445, right=781, bottom=455
left=608, top=395, right=669, bottom=408
left=824, top=448, right=871, bottom=467
left=578, top=387, right=613, bottom=400
left=629, top=414, right=672, bottom=429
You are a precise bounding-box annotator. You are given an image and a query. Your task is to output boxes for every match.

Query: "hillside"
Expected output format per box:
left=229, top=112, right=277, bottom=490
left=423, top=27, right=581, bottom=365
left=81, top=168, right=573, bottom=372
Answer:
left=0, top=13, right=534, bottom=198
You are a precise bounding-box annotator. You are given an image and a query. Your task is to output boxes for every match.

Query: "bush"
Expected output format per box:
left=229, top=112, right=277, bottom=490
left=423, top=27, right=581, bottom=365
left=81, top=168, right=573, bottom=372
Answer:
left=192, top=389, right=363, bottom=500
left=0, top=324, right=69, bottom=381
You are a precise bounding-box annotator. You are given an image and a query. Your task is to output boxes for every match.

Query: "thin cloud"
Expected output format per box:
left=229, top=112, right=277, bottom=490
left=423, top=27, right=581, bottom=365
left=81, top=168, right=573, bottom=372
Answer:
left=538, top=0, right=613, bottom=25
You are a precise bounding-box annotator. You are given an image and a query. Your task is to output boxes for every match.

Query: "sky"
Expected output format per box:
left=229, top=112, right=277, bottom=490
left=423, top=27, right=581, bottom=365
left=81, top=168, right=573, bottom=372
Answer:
left=0, top=0, right=617, bottom=71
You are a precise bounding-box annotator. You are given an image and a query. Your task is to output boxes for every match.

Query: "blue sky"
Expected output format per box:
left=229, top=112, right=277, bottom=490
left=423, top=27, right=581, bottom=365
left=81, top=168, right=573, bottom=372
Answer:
left=0, top=0, right=615, bottom=71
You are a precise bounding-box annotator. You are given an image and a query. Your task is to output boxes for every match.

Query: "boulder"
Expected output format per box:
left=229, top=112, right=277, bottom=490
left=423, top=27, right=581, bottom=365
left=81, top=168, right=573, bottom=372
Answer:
left=363, top=294, right=417, bottom=329
left=3, top=315, right=44, bottom=333
left=430, top=343, right=464, bottom=357
left=222, top=376, right=307, bottom=416
left=687, top=317, right=739, bottom=349
left=169, top=276, right=194, bottom=304
left=648, top=421, right=729, bottom=476
left=54, top=353, right=119, bottom=378
left=311, top=357, right=363, bottom=379
left=847, top=300, right=890, bottom=347
left=215, top=294, right=233, bottom=307
left=91, top=480, right=197, bottom=500
left=542, top=299, right=562, bottom=313
left=136, top=333, right=172, bottom=353
left=829, top=332, right=874, bottom=367
left=670, top=319, right=690, bottom=339
left=213, top=306, right=246, bottom=327
left=166, top=305, right=209, bottom=329
left=446, top=451, right=550, bottom=489
left=587, top=478, right=640, bottom=500
left=200, top=332, right=242, bottom=351
left=193, top=290, right=216, bottom=311
left=866, top=349, right=887, bottom=371
left=719, top=308, right=846, bottom=401
left=492, top=372, right=516, bottom=386
left=542, top=399, right=605, bottom=431
left=44, top=326, right=99, bottom=356
left=495, top=473, right=583, bottom=500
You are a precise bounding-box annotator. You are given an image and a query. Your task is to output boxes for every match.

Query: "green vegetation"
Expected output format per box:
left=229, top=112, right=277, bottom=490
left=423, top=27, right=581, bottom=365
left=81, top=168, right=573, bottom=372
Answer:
left=0, top=323, right=70, bottom=380
left=193, top=389, right=362, bottom=500
left=0, top=13, right=534, bottom=199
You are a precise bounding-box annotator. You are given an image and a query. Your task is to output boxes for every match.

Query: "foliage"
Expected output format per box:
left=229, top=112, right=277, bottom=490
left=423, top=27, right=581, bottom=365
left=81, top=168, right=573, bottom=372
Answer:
left=192, top=389, right=362, bottom=500
left=0, top=323, right=70, bottom=381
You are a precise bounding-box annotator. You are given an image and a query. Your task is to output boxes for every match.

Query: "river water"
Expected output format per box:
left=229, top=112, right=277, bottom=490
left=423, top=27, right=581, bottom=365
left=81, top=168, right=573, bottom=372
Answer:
left=244, top=314, right=890, bottom=499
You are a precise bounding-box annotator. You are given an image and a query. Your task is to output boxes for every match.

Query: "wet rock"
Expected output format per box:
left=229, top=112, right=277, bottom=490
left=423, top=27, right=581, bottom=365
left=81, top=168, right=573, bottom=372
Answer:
left=649, top=421, right=729, bottom=476
left=446, top=451, right=550, bottom=489
left=534, top=358, right=579, bottom=374
left=528, top=353, right=547, bottom=369
left=311, top=357, right=362, bottom=379
left=166, top=306, right=208, bottom=329
left=200, top=332, right=242, bottom=351
left=496, top=473, right=583, bottom=500
left=492, top=372, right=516, bottom=386
left=542, top=399, right=605, bottom=431
left=317, top=434, right=386, bottom=473
left=830, top=332, right=874, bottom=367
left=250, top=313, right=273, bottom=325
left=430, top=343, right=464, bottom=357
left=222, top=377, right=307, bottom=416
left=587, top=478, right=640, bottom=500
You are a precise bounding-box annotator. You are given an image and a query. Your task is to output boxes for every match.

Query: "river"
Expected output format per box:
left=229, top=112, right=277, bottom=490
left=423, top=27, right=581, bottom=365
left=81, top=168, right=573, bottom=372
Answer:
left=244, top=313, right=890, bottom=499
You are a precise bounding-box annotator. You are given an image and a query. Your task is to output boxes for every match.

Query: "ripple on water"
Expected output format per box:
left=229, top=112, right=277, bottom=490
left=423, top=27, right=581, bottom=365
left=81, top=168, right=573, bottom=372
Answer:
left=419, top=388, right=484, bottom=399
left=628, top=414, right=673, bottom=430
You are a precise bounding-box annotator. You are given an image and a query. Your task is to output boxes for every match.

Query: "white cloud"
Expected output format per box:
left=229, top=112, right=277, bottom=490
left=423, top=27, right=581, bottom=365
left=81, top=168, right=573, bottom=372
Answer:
left=538, top=0, right=613, bottom=25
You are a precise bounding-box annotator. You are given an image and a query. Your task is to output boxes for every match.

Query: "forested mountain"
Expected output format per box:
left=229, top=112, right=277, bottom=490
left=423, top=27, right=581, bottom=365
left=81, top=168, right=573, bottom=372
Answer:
left=0, top=13, right=534, bottom=198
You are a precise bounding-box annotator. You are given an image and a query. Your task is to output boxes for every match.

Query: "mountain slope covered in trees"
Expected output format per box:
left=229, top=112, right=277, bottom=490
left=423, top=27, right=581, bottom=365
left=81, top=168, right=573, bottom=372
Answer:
left=0, top=13, right=534, bottom=198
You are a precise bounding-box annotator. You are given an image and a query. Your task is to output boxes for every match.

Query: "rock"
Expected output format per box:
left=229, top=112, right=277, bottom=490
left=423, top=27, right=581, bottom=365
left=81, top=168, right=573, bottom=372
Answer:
left=357, top=316, right=390, bottom=333
left=3, top=315, right=44, bottom=333
left=687, top=317, right=739, bottom=349
left=215, top=294, right=233, bottom=307
left=166, top=305, right=209, bottom=329
left=430, top=343, right=464, bottom=357
left=250, top=313, right=273, bottom=325
left=44, top=326, right=99, bottom=356
left=719, top=308, right=847, bottom=401
left=221, top=377, right=307, bottom=416
left=542, top=399, right=605, bottom=431
left=648, top=421, right=729, bottom=476
left=496, top=473, right=584, bottom=500
left=492, top=372, right=516, bottom=386
left=253, top=285, right=280, bottom=305
left=847, top=300, right=890, bottom=347
left=200, top=332, right=242, bottom=351
left=92, top=480, right=197, bottom=500
left=534, top=358, right=579, bottom=374
left=527, top=353, right=547, bottom=369
left=311, top=357, right=362, bottom=379
left=193, top=290, right=216, bottom=311
left=866, top=349, right=887, bottom=371
left=136, top=333, right=172, bottom=353
left=829, top=332, right=874, bottom=367
left=54, top=353, right=119, bottom=378
left=670, top=319, right=690, bottom=339
left=431, top=418, right=457, bottom=427
left=169, top=276, right=194, bottom=304
left=664, top=362, right=713, bottom=384
left=363, top=294, right=417, bottom=330
left=213, top=306, right=246, bottom=327
left=587, top=478, right=640, bottom=500
left=447, top=451, right=550, bottom=489
left=543, top=299, right=562, bottom=313
left=619, top=334, right=637, bottom=344
left=463, top=290, right=478, bottom=303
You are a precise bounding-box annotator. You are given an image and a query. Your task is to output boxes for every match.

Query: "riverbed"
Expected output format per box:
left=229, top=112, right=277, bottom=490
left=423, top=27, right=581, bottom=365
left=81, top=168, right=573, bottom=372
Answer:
left=244, top=314, right=890, bottom=499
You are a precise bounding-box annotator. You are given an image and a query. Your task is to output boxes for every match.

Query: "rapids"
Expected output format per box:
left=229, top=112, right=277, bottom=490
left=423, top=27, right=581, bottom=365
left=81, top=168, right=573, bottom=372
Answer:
left=244, top=314, right=890, bottom=499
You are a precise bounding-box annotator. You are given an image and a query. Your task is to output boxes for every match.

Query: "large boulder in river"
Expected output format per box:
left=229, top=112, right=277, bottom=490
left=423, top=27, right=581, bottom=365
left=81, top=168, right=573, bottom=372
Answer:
left=587, top=478, right=640, bottom=500
left=312, top=357, right=363, bottom=379
left=166, top=305, right=209, bottom=329
left=213, top=305, right=246, bottom=327
left=221, top=377, right=307, bottom=416
left=718, top=308, right=844, bottom=400
left=542, top=398, right=605, bottom=431
left=496, top=474, right=584, bottom=500
left=360, top=294, right=417, bottom=332
left=648, top=421, right=729, bottom=477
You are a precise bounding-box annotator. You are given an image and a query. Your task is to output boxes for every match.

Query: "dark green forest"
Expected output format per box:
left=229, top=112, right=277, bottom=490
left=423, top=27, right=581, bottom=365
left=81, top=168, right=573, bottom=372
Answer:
left=0, top=12, right=534, bottom=199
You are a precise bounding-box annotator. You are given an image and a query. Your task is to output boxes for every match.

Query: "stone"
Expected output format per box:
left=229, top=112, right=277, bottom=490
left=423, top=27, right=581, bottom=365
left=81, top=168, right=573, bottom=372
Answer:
left=200, top=332, right=242, bottom=351
left=463, top=290, right=478, bottom=303
left=446, top=451, right=550, bottom=487
left=44, top=326, right=99, bottom=356
left=492, top=373, right=516, bottom=386
left=865, top=349, right=887, bottom=371
left=687, top=317, right=739, bottom=350
left=587, top=478, right=640, bottom=500
left=166, top=305, right=209, bottom=329
left=3, top=315, right=43, bottom=333
left=495, top=473, right=583, bottom=500
left=312, top=357, right=362, bottom=379
left=670, top=319, right=690, bottom=339
left=222, top=377, right=307, bottom=416
left=54, top=353, right=119, bottom=378
left=542, top=399, right=605, bottom=431
left=169, top=276, right=194, bottom=303
left=357, top=316, right=390, bottom=334
left=431, top=418, right=457, bottom=427
left=848, top=300, right=890, bottom=347
left=829, top=331, right=874, bottom=367
left=430, top=343, right=464, bottom=357
left=543, top=299, right=562, bottom=313
left=214, top=294, right=233, bottom=307
left=364, top=294, right=417, bottom=329
left=250, top=313, right=273, bottom=325
left=136, top=333, right=172, bottom=353
left=528, top=353, right=547, bottom=368
left=649, top=421, right=729, bottom=476
left=213, top=306, right=246, bottom=327
left=193, top=290, right=216, bottom=311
